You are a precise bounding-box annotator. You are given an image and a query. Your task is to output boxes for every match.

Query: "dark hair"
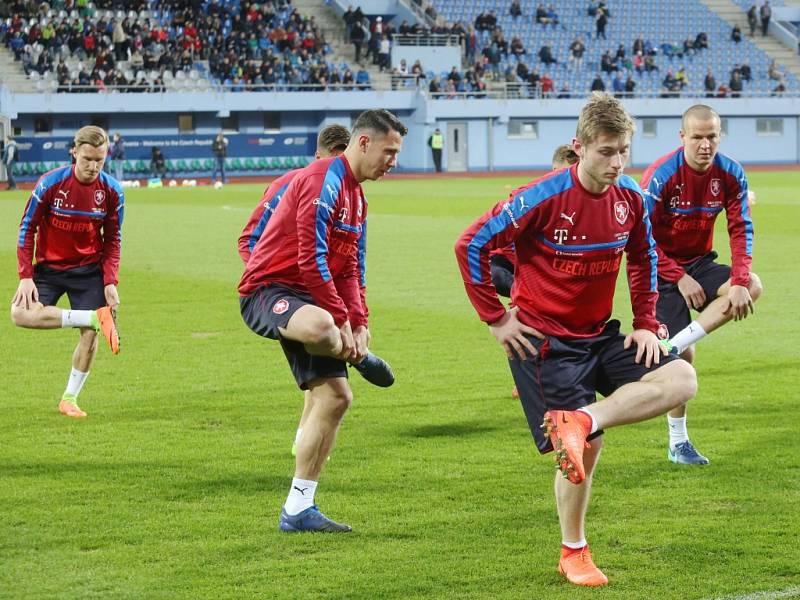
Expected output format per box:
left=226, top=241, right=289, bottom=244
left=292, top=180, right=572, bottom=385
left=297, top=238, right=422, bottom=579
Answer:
left=352, top=109, right=408, bottom=137
left=317, top=124, right=351, bottom=153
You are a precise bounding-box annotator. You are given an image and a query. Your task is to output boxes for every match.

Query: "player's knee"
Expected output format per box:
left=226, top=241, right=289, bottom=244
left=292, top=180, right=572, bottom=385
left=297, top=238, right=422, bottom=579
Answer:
left=305, top=312, right=339, bottom=348
left=330, top=388, right=353, bottom=416
left=316, top=385, right=352, bottom=417
left=10, top=304, right=31, bottom=327
left=670, top=359, right=698, bottom=405
left=748, top=272, right=763, bottom=301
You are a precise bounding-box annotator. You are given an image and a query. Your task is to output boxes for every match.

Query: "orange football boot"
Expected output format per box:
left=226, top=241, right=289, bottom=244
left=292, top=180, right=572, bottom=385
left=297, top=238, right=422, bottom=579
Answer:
left=96, top=306, right=120, bottom=354
left=559, top=547, right=609, bottom=586
left=59, top=398, right=87, bottom=418
left=542, top=409, right=592, bottom=484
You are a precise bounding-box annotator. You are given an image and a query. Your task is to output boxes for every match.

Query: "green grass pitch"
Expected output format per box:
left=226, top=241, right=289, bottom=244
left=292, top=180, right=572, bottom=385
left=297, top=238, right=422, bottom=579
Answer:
left=0, top=171, right=798, bottom=599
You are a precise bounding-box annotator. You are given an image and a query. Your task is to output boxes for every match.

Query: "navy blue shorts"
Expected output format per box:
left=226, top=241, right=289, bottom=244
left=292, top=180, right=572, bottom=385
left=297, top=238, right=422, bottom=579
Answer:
left=33, top=263, right=105, bottom=310
left=656, top=251, right=731, bottom=339
left=490, top=255, right=515, bottom=298
left=509, top=320, right=681, bottom=453
left=239, top=283, right=348, bottom=390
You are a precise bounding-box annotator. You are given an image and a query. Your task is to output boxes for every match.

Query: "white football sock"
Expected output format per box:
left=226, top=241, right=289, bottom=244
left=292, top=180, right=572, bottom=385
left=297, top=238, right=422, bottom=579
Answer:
left=284, top=477, right=317, bottom=515
left=669, top=320, right=707, bottom=354
left=61, top=309, right=94, bottom=328
left=668, top=415, right=689, bottom=449
left=562, top=538, right=588, bottom=549
left=64, top=368, right=89, bottom=399
left=577, top=408, right=599, bottom=434
left=294, top=428, right=303, bottom=445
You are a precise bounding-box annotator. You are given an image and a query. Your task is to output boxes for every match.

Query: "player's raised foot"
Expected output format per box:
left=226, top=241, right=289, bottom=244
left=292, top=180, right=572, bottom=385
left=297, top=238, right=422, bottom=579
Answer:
left=542, top=410, right=591, bottom=484
left=668, top=440, right=709, bottom=465
left=351, top=352, right=394, bottom=387
left=94, top=306, right=120, bottom=355
left=559, top=547, right=609, bottom=587
left=58, top=395, right=87, bottom=418
left=512, top=386, right=519, bottom=399
left=279, top=505, right=352, bottom=533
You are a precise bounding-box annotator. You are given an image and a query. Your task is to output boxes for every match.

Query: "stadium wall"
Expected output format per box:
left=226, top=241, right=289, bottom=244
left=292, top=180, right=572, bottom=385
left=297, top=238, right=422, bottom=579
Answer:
left=2, top=90, right=800, bottom=177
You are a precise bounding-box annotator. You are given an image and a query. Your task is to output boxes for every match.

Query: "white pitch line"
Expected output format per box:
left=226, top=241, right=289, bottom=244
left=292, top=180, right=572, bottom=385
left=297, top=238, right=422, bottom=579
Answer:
left=709, top=587, right=800, bottom=600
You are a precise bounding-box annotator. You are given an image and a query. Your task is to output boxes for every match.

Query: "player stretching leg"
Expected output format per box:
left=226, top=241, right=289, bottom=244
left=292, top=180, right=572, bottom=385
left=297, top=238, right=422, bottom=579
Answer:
left=456, top=93, right=697, bottom=587
left=641, top=104, right=762, bottom=465
left=489, top=144, right=580, bottom=398
left=238, top=124, right=351, bottom=457
left=239, top=110, right=406, bottom=532
left=11, top=126, right=123, bottom=418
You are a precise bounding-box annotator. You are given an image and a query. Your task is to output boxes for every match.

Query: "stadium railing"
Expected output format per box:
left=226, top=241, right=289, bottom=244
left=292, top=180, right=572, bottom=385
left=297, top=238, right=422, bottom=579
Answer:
left=9, top=80, right=798, bottom=98
left=393, top=34, right=462, bottom=47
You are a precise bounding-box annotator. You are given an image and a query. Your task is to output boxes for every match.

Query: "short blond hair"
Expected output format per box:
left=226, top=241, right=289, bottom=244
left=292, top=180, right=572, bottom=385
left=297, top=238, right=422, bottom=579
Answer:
left=74, top=125, right=109, bottom=149
left=576, top=92, right=635, bottom=145
left=317, top=124, right=350, bottom=155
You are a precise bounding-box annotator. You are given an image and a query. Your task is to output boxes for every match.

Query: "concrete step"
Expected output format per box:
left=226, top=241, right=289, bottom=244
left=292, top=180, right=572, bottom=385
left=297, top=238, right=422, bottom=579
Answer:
left=291, top=0, right=388, bottom=86
left=700, top=0, right=800, bottom=79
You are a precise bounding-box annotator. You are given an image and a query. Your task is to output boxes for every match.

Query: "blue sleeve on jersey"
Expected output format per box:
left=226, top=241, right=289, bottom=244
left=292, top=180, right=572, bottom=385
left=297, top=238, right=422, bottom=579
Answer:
left=248, top=182, right=289, bottom=254
left=644, top=150, right=681, bottom=202
left=100, top=171, right=125, bottom=240
left=18, top=167, right=72, bottom=247
left=716, top=153, right=754, bottom=255
left=618, top=176, right=658, bottom=292
left=314, top=158, right=346, bottom=282
left=357, top=218, right=367, bottom=286
left=467, top=171, right=573, bottom=283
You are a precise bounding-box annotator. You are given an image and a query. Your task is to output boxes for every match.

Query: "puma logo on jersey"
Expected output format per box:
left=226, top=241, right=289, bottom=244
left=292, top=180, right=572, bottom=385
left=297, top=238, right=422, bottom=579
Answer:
left=560, top=211, right=576, bottom=225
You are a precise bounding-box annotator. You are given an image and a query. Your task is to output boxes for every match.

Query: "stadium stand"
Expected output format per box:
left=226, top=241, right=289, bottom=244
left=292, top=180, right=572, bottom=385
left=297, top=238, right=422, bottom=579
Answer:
left=425, top=0, right=798, bottom=98
left=0, top=0, right=374, bottom=93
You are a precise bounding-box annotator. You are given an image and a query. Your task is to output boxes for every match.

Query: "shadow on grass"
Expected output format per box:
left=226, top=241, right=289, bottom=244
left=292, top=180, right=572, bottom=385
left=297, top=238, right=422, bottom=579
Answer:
left=166, top=473, right=349, bottom=500
left=404, top=421, right=498, bottom=438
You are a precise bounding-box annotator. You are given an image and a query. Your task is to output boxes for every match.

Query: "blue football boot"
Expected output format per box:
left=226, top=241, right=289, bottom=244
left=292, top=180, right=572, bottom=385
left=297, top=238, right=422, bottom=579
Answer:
left=668, top=440, right=710, bottom=465
left=279, top=506, right=352, bottom=533
left=352, top=352, right=395, bottom=387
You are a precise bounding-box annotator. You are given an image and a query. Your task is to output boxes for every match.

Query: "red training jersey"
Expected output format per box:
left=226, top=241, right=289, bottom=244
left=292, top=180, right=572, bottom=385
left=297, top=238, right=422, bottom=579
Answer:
left=17, top=166, right=125, bottom=285
left=237, top=169, right=300, bottom=263
left=640, top=148, right=753, bottom=287
left=238, top=155, right=369, bottom=328
left=455, top=165, right=659, bottom=339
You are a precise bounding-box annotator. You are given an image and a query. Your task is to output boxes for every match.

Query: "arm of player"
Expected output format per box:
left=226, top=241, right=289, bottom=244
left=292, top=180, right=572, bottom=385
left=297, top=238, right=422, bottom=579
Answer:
left=16, top=181, right=47, bottom=281
left=295, top=171, right=350, bottom=327
left=454, top=193, right=528, bottom=324
left=101, top=188, right=124, bottom=286
left=640, top=180, right=686, bottom=284
left=238, top=181, right=290, bottom=264
left=625, top=193, right=660, bottom=334
left=237, top=211, right=258, bottom=263
left=725, top=167, right=754, bottom=289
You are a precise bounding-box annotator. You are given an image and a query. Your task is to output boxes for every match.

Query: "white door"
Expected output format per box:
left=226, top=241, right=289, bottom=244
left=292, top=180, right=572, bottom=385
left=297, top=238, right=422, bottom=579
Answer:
left=447, top=122, right=467, bottom=172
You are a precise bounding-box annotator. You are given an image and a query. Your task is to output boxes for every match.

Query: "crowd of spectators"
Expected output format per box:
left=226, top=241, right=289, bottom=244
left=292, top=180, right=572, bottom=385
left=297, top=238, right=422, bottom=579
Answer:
left=0, top=0, right=791, bottom=98
left=1, top=0, right=371, bottom=92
